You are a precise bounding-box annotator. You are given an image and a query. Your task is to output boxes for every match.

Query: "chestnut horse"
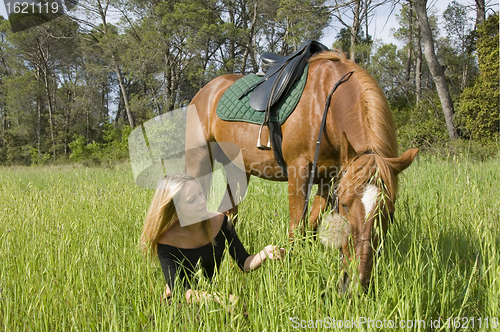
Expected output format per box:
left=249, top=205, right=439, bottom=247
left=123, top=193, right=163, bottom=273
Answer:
left=185, top=50, right=418, bottom=291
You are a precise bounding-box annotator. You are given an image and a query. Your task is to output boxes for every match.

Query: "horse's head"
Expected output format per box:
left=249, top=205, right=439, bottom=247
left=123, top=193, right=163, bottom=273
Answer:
left=321, top=133, right=418, bottom=293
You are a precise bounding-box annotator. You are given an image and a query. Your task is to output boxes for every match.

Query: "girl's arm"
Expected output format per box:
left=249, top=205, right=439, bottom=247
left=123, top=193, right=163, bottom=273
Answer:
left=243, top=245, right=286, bottom=271
left=222, top=216, right=285, bottom=271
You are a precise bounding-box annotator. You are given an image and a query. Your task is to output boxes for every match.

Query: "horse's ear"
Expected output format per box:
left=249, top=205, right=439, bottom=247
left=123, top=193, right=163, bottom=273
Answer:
left=341, top=132, right=357, bottom=167
left=386, top=148, right=419, bottom=175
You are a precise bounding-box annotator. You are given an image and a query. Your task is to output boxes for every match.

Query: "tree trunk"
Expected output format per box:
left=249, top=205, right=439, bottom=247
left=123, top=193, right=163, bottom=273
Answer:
left=350, top=0, right=361, bottom=61
left=475, top=0, right=485, bottom=28
left=164, top=53, right=175, bottom=113
left=406, top=2, right=413, bottom=83
left=101, top=82, right=108, bottom=119
left=364, top=5, right=370, bottom=64
left=41, top=62, right=56, bottom=159
left=227, top=0, right=235, bottom=73
left=461, top=63, right=469, bottom=89
left=414, top=0, right=457, bottom=139
left=170, top=65, right=180, bottom=112
left=242, top=0, right=258, bottom=74
left=114, top=96, right=122, bottom=123
left=114, top=65, right=134, bottom=128
left=37, top=97, right=42, bottom=160
left=415, top=28, right=422, bottom=105
left=64, top=114, right=70, bottom=156
left=96, top=0, right=134, bottom=127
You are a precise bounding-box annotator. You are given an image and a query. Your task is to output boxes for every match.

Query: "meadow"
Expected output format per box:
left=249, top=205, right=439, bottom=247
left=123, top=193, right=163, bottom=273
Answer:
left=1, top=155, right=499, bottom=331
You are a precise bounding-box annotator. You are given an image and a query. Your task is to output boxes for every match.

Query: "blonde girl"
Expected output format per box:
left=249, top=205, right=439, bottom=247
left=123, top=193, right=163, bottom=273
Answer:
left=140, top=173, right=285, bottom=303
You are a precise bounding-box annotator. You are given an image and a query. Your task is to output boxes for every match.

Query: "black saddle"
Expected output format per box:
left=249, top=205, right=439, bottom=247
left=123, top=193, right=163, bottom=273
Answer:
left=239, top=40, right=329, bottom=111
left=238, top=40, right=329, bottom=176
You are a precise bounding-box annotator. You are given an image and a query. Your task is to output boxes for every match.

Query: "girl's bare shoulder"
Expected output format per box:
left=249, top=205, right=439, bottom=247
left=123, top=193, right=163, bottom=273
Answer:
left=209, top=212, right=225, bottom=231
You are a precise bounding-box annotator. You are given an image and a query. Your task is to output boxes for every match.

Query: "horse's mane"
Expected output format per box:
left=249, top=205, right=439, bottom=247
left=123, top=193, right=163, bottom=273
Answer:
left=338, top=153, right=399, bottom=203
left=309, top=50, right=399, bottom=201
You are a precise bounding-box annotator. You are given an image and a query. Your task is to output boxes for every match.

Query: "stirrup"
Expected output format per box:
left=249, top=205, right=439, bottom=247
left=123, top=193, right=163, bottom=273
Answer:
left=256, top=123, right=271, bottom=150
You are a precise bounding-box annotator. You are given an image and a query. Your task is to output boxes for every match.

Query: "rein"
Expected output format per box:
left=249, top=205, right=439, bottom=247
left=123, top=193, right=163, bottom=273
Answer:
left=301, top=71, right=354, bottom=221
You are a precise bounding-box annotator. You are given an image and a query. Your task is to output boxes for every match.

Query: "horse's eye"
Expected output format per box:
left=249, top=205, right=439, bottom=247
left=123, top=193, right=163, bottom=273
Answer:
left=341, top=204, right=349, bottom=212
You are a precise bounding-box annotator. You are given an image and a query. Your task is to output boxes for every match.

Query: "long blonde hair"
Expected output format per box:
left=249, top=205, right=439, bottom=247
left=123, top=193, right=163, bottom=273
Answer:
left=140, top=173, right=213, bottom=258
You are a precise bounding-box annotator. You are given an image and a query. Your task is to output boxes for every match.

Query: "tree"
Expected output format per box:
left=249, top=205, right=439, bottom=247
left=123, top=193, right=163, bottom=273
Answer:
left=4, top=15, right=80, bottom=161
left=392, top=2, right=436, bottom=107
left=474, top=0, right=486, bottom=27
left=413, top=0, right=458, bottom=139
left=331, top=0, right=387, bottom=61
left=0, top=17, right=9, bottom=163
left=275, top=0, right=330, bottom=49
left=457, top=13, right=499, bottom=142
left=368, top=43, right=406, bottom=104
left=334, top=27, right=372, bottom=65
left=76, top=0, right=136, bottom=127
left=441, top=1, right=477, bottom=92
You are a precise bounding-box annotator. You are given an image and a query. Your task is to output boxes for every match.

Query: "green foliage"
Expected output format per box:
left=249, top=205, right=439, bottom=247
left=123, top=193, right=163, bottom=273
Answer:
left=457, top=14, right=499, bottom=143
left=100, top=123, right=133, bottom=163
left=438, top=1, right=477, bottom=98
left=368, top=43, right=406, bottom=103
left=447, top=139, right=499, bottom=161
left=397, top=112, right=449, bottom=152
left=68, top=134, right=98, bottom=163
left=276, top=0, right=330, bottom=46
left=333, top=27, right=373, bottom=65
left=68, top=124, right=132, bottom=165
left=3, top=130, right=30, bottom=165
left=442, top=1, right=473, bottom=53
left=28, top=146, right=51, bottom=166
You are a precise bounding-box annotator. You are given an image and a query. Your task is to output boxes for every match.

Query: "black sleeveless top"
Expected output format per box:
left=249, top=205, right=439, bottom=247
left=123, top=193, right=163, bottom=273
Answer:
left=157, top=215, right=250, bottom=294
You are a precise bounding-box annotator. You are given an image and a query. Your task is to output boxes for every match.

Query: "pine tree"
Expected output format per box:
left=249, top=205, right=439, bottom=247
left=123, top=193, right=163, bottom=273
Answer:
left=457, top=13, right=499, bottom=142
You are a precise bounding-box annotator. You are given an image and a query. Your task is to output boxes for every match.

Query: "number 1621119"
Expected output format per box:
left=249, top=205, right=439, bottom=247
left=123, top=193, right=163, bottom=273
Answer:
left=6, top=2, right=60, bottom=15
left=443, top=317, right=499, bottom=329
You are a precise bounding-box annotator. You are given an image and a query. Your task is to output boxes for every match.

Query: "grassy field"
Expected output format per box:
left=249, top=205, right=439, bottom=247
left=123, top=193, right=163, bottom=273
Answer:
left=1, top=155, right=499, bottom=331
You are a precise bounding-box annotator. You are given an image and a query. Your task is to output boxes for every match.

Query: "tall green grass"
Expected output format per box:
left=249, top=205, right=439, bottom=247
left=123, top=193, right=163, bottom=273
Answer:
left=1, top=157, right=499, bottom=331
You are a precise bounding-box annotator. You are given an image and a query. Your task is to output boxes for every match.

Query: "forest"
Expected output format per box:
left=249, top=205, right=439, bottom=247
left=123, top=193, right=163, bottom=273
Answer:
left=0, top=0, right=498, bottom=166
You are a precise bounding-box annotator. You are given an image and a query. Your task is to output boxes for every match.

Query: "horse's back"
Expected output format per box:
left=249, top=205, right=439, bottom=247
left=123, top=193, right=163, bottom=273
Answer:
left=191, top=74, right=243, bottom=110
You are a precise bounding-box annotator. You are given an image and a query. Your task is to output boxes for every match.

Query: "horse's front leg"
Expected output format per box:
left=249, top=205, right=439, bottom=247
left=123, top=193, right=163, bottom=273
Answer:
left=308, top=179, right=332, bottom=232
left=219, top=169, right=250, bottom=225
left=208, top=142, right=251, bottom=225
left=287, top=163, right=309, bottom=241
left=185, top=142, right=214, bottom=196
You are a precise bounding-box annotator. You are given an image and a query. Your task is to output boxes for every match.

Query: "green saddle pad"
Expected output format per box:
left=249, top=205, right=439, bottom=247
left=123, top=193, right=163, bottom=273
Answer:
left=216, top=64, right=309, bottom=125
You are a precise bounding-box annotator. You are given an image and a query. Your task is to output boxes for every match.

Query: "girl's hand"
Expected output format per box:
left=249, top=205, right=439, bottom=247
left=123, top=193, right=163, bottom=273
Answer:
left=244, top=245, right=285, bottom=271
left=263, top=245, right=286, bottom=260
left=228, top=294, right=239, bottom=304
left=162, top=284, right=172, bottom=303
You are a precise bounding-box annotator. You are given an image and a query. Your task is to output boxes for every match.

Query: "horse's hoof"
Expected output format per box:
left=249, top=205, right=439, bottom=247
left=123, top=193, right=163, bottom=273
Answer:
left=338, top=271, right=350, bottom=295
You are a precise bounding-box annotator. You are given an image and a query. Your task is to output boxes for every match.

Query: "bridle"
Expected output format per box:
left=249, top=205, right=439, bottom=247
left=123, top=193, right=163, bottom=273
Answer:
left=331, top=150, right=376, bottom=215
